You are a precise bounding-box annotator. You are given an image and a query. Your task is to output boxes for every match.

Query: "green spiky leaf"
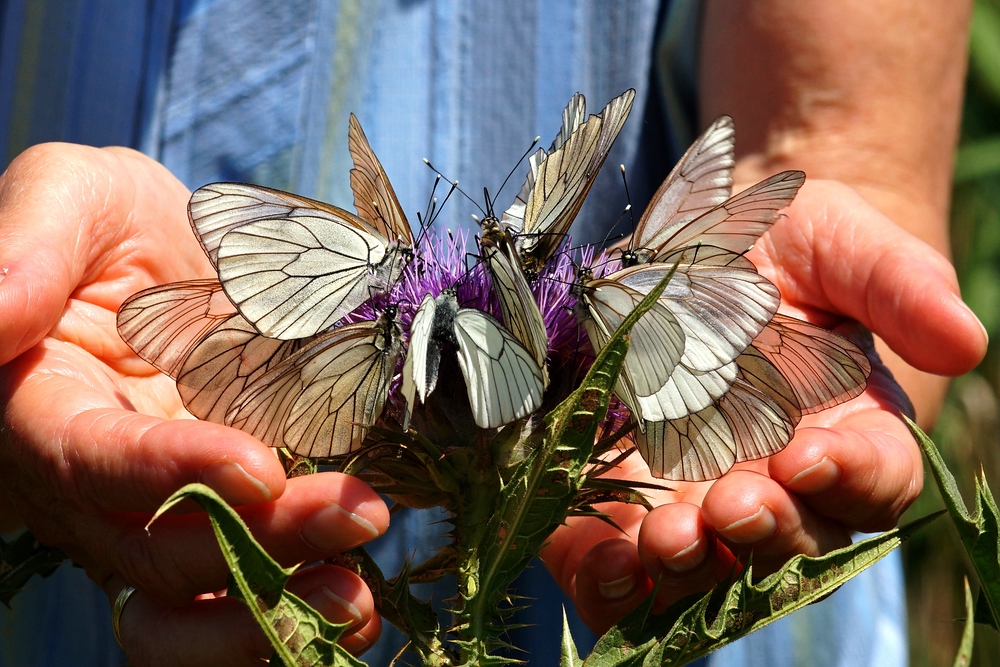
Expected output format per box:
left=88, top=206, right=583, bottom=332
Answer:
left=561, top=607, right=584, bottom=667
left=152, top=484, right=364, bottom=667
left=908, top=417, right=1000, bottom=629
left=585, top=513, right=937, bottom=666
left=0, top=531, right=65, bottom=608
left=954, top=577, right=976, bottom=667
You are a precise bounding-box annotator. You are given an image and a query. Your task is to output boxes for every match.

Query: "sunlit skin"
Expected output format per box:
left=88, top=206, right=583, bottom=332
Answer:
left=0, top=2, right=986, bottom=662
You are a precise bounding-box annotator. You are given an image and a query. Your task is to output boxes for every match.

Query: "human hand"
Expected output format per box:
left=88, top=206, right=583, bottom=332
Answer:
left=541, top=178, right=989, bottom=633
left=0, top=144, right=388, bottom=664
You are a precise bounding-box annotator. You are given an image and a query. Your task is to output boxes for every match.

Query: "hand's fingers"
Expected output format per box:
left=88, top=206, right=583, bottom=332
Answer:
left=1, top=342, right=286, bottom=515
left=0, top=143, right=203, bottom=365
left=541, top=494, right=648, bottom=598
left=636, top=503, right=737, bottom=612
left=768, top=418, right=922, bottom=533
left=752, top=179, right=988, bottom=376
left=73, top=472, right=388, bottom=604
left=106, top=566, right=379, bottom=667
left=700, top=470, right=852, bottom=573
left=573, top=538, right=653, bottom=635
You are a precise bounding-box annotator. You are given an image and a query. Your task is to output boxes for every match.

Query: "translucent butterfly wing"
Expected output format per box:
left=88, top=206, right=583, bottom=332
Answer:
left=581, top=277, right=685, bottom=399
left=753, top=313, right=871, bottom=414
left=227, top=316, right=402, bottom=457
left=400, top=294, right=439, bottom=429
left=452, top=308, right=545, bottom=429
left=631, top=360, right=739, bottom=422
left=513, top=89, right=636, bottom=272
left=729, top=346, right=801, bottom=463
left=188, top=182, right=381, bottom=268
left=348, top=113, right=413, bottom=244
left=631, top=115, right=736, bottom=253
left=549, top=92, right=587, bottom=153
left=216, top=216, right=389, bottom=339
left=502, top=93, right=587, bottom=234
left=612, top=248, right=780, bottom=371
left=649, top=170, right=806, bottom=261
left=176, top=315, right=312, bottom=425
left=635, top=348, right=798, bottom=481
left=480, top=237, right=550, bottom=384
left=116, top=279, right=236, bottom=378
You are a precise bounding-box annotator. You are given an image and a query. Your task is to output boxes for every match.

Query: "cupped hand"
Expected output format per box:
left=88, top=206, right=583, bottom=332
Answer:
left=0, top=144, right=387, bottom=664
left=542, top=178, right=989, bottom=634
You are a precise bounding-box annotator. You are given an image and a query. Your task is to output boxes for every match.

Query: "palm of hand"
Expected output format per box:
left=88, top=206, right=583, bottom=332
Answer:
left=543, top=178, right=986, bottom=632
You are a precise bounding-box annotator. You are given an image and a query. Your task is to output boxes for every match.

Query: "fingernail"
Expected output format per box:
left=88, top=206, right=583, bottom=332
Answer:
left=786, top=456, right=841, bottom=494
left=341, top=632, right=370, bottom=653
left=305, top=586, right=364, bottom=628
left=659, top=538, right=705, bottom=573
left=598, top=573, right=638, bottom=600
left=301, top=503, right=381, bottom=552
left=719, top=506, right=777, bottom=544
left=199, top=462, right=272, bottom=503
left=952, top=293, right=989, bottom=344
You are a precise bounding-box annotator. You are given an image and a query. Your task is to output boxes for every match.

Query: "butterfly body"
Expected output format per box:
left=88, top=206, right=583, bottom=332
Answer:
left=477, top=216, right=551, bottom=384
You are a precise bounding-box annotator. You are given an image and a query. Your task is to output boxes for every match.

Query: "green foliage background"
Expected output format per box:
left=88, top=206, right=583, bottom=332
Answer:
left=905, top=1, right=1000, bottom=663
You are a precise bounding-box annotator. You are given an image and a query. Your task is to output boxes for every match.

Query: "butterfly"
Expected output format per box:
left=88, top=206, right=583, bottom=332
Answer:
left=471, top=90, right=635, bottom=382
left=401, top=290, right=545, bottom=430
left=187, top=114, right=414, bottom=340
left=580, top=165, right=805, bottom=422
left=476, top=230, right=550, bottom=386
left=634, top=314, right=871, bottom=481
left=117, top=280, right=403, bottom=457
left=621, top=115, right=736, bottom=267
left=224, top=306, right=403, bottom=458
left=498, top=89, right=636, bottom=279
left=585, top=112, right=870, bottom=480
left=573, top=246, right=780, bottom=423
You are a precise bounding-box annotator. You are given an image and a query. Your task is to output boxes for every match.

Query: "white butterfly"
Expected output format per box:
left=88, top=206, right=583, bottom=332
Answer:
left=223, top=306, right=403, bottom=457
left=117, top=280, right=403, bottom=458
left=573, top=246, right=780, bottom=424
left=575, top=165, right=803, bottom=421
left=188, top=114, right=413, bottom=340
left=622, top=115, right=736, bottom=267
left=634, top=315, right=871, bottom=481
left=585, top=114, right=870, bottom=480
left=500, top=89, right=636, bottom=278
left=401, top=290, right=545, bottom=430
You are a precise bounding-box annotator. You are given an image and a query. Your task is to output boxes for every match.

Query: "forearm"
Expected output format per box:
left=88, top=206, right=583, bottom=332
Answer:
left=699, top=0, right=974, bottom=427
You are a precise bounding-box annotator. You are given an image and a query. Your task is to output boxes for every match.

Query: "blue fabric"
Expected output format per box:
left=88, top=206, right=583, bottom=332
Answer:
left=0, top=1, right=908, bottom=666
left=0, top=557, right=126, bottom=666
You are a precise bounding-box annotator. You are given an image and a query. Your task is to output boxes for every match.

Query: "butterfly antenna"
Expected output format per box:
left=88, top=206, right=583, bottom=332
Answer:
left=422, top=174, right=442, bottom=224
left=483, top=187, right=496, bottom=218
left=423, top=158, right=485, bottom=216
left=590, top=253, right=623, bottom=275
left=723, top=243, right=755, bottom=266
left=598, top=204, right=631, bottom=250
left=619, top=165, right=636, bottom=235
left=414, top=175, right=442, bottom=244
left=492, top=135, right=541, bottom=205
left=431, top=180, right=459, bottom=227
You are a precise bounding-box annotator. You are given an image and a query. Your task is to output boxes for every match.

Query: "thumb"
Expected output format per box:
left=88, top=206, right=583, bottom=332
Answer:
left=0, top=143, right=194, bottom=365
left=754, top=179, right=988, bottom=376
